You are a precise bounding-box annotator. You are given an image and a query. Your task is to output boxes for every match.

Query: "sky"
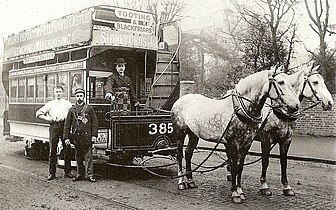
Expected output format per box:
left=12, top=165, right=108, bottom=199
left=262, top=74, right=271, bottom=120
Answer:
left=0, top=0, right=335, bottom=59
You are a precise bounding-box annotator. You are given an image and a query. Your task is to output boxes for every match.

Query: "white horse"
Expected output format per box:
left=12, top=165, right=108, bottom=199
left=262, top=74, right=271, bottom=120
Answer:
left=171, top=66, right=300, bottom=203
left=254, top=64, right=334, bottom=196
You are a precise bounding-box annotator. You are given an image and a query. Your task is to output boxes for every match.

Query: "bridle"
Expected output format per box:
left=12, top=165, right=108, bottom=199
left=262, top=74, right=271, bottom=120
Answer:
left=266, top=72, right=287, bottom=106
left=232, top=72, right=289, bottom=125
left=298, top=71, right=321, bottom=103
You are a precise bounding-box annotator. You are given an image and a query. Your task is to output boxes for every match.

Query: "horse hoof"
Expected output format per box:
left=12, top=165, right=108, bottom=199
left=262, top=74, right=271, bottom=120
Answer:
left=283, top=189, right=295, bottom=196
left=260, top=188, right=273, bottom=196
left=231, top=196, right=243, bottom=204
left=227, top=174, right=232, bottom=181
left=187, top=181, right=198, bottom=189
left=240, top=193, right=246, bottom=200
left=178, top=183, right=187, bottom=190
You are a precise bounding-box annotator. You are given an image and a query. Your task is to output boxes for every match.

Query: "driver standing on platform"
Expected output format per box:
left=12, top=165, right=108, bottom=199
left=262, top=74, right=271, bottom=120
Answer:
left=104, top=58, right=140, bottom=107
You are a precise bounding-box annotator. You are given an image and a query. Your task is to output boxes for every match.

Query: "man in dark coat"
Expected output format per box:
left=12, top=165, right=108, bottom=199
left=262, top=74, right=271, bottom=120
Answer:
left=104, top=58, right=139, bottom=107
left=63, top=88, right=98, bottom=182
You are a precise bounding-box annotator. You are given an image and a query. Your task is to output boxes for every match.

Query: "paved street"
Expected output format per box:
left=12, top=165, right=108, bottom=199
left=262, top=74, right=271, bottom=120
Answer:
left=0, top=132, right=335, bottom=210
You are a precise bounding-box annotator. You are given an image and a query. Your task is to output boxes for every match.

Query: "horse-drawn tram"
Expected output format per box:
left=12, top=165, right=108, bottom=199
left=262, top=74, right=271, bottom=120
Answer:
left=2, top=5, right=180, bottom=163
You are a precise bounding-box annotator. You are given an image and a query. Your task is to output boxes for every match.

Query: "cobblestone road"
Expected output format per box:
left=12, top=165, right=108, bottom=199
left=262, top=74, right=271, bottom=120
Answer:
left=1, top=138, right=335, bottom=209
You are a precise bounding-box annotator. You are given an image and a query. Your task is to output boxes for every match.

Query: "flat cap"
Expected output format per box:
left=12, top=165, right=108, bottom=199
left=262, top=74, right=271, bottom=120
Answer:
left=75, top=88, right=85, bottom=95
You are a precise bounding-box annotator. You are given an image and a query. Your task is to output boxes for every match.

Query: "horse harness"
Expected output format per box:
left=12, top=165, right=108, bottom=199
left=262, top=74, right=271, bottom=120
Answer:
left=232, top=72, right=286, bottom=126
left=273, top=71, right=320, bottom=121
left=298, top=71, right=320, bottom=102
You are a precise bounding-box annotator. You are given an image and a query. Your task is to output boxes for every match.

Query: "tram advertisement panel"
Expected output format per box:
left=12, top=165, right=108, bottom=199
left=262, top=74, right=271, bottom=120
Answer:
left=3, top=10, right=93, bottom=60
left=92, top=30, right=157, bottom=50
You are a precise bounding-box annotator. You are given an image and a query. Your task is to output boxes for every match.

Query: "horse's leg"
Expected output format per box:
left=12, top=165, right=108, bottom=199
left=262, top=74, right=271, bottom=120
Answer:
left=280, top=138, right=295, bottom=196
left=225, top=143, right=241, bottom=203
left=260, top=140, right=272, bottom=196
left=176, top=129, right=187, bottom=190
left=185, top=131, right=199, bottom=188
left=236, top=141, right=253, bottom=201
left=226, top=161, right=232, bottom=181
left=236, top=153, right=247, bottom=201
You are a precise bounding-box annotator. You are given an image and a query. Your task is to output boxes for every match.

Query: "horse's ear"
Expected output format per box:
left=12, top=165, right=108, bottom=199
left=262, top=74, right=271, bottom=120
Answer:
left=311, top=64, right=320, bottom=73
left=270, top=65, right=283, bottom=77
left=269, top=66, right=276, bottom=76
left=276, top=65, right=284, bottom=73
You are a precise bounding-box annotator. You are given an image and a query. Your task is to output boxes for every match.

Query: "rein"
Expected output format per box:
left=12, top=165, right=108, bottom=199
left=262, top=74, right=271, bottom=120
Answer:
left=171, top=112, right=237, bottom=179
left=188, top=108, right=275, bottom=173
left=172, top=75, right=285, bottom=178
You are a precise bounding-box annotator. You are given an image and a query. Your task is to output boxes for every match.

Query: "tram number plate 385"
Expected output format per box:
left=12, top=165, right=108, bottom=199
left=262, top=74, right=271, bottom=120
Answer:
left=148, top=122, right=173, bottom=135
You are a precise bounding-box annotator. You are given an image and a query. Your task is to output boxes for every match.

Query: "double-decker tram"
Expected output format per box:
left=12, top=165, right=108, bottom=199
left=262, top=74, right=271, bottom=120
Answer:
left=2, top=5, right=180, bottom=163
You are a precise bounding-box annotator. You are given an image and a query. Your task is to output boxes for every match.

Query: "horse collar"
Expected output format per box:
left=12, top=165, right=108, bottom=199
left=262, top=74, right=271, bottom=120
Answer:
left=272, top=107, right=300, bottom=122
left=232, top=90, right=263, bottom=125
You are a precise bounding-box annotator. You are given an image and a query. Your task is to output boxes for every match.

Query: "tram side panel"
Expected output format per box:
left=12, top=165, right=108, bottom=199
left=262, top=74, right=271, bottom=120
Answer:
left=8, top=104, right=50, bottom=159
left=104, top=114, right=176, bottom=163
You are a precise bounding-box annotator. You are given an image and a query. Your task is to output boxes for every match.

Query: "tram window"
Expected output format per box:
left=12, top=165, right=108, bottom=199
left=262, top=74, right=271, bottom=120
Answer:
left=89, top=77, right=106, bottom=98
left=27, top=77, right=34, bottom=102
left=46, top=56, right=57, bottom=65
left=10, top=79, right=17, bottom=102
left=27, top=62, right=37, bottom=68
left=4, top=63, right=13, bottom=71
left=13, top=62, right=19, bottom=70
left=57, top=72, right=68, bottom=98
left=37, top=60, right=46, bottom=66
left=70, top=71, right=83, bottom=99
left=46, top=74, right=56, bottom=101
left=18, top=78, right=26, bottom=102
left=36, top=75, right=44, bottom=103
left=18, top=61, right=26, bottom=69
left=71, top=49, right=87, bottom=61
left=58, top=52, right=69, bottom=63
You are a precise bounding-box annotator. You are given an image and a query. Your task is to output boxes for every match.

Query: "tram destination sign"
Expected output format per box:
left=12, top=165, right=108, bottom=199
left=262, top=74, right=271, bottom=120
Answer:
left=4, top=10, right=93, bottom=60
left=92, top=7, right=158, bottom=50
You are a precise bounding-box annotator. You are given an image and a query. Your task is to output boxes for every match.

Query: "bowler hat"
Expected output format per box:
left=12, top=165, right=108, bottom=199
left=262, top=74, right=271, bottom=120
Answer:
left=75, top=88, right=85, bottom=95
left=115, top=58, right=126, bottom=65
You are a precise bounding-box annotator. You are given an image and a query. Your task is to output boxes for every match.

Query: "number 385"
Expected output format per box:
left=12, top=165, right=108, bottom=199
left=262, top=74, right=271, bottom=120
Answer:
left=148, top=123, right=173, bottom=135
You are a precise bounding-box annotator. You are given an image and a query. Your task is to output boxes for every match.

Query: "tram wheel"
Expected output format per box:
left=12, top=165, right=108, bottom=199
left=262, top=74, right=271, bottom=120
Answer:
left=25, top=142, right=49, bottom=160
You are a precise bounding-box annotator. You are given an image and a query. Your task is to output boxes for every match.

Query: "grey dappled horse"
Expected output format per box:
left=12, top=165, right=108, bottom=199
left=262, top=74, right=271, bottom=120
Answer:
left=171, top=66, right=300, bottom=203
left=254, top=64, right=333, bottom=196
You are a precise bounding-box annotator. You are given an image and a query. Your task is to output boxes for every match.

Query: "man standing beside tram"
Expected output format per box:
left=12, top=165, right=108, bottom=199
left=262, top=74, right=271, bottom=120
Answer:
left=36, top=86, right=74, bottom=181
left=63, top=88, right=98, bottom=182
left=104, top=58, right=140, bottom=109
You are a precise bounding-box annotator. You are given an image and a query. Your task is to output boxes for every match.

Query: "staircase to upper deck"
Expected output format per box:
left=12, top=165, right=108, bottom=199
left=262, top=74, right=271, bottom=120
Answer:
left=147, top=49, right=180, bottom=110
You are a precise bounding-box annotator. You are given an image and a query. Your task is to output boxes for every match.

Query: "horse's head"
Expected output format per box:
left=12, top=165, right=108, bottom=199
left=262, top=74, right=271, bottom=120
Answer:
left=266, top=66, right=300, bottom=114
left=299, top=65, right=334, bottom=110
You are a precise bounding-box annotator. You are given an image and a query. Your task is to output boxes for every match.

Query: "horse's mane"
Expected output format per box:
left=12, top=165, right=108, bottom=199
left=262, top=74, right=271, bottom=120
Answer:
left=235, top=70, right=269, bottom=96
left=288, top=68, right=305, bottom=87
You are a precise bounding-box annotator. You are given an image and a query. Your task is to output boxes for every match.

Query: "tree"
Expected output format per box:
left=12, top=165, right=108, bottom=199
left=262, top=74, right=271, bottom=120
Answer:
left=232, top=0, right=299, bottom=72
left=304, top=0, right=335, bottom=93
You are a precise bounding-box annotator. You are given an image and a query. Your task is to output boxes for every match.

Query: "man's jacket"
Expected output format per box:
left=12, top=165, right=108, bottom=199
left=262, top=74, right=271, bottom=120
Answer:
left=105, top=73, right=138, bottom=103
left=63, top=103, right=98, bottom=146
